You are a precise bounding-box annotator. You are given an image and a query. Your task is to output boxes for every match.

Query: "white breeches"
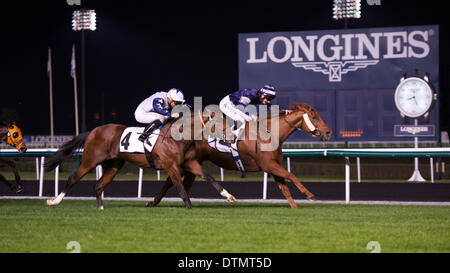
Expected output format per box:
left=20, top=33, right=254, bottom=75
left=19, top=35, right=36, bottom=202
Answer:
left=219, top=96, right=254, bottom=139
left=134, top=107, right=169, bottom=124
left=219, top=95, right=253, bottom=124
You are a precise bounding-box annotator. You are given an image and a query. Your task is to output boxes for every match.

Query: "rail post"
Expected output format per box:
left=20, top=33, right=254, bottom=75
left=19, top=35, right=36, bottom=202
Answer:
left=357, top=157, right=361, bottom=183
left=35, top=157, right=40, bottom=180
left=430, top=158, right=434, bottom=183
left=138, top=167, right=143, bottom=198
left=39, top=156, right=45, bottom=197
left=263, top=172, right=268, bottom=200
left=54, top=165, right=59, bottom=197
left=345, top=156, right=350, bottom=204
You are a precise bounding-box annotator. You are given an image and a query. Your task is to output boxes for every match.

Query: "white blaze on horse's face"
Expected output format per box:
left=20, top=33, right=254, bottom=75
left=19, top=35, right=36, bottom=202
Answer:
left=302, top=113, right=316, bottom=132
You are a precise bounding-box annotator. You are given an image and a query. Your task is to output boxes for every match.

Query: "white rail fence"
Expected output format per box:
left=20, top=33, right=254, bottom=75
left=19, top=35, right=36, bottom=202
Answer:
left=2, top=148, right=450, bottom=203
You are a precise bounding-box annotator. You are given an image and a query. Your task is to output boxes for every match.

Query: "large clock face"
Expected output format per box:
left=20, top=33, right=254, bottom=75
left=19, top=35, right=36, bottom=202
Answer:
left=394, top=77, right=433, bottom=118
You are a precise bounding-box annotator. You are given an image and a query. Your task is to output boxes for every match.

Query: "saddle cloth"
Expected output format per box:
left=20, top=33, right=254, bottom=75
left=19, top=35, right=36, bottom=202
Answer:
left=207, top=136, right=233, bottom=153
left=119, top=127, right=160, bottom=153
left=207, top=136, right=246, bottom=177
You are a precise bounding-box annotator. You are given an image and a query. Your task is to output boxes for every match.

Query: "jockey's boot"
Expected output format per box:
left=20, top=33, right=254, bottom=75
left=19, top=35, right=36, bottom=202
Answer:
left=219, top=123, right=244, bottom=148
left=219, top=121, right=239, bottom=147
left=138, top=120, right=162, bottom=143
left=219, top=137, right=235, bottom=147
left=232, top=123, right=245, bottom=142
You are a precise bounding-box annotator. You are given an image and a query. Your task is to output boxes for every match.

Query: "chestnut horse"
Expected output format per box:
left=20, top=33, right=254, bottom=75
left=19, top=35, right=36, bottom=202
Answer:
left=149, top=102, right=332, bottom=209
left=44, top=115, right=234, bottom=210
left=0, top=122, right=27, bottom=192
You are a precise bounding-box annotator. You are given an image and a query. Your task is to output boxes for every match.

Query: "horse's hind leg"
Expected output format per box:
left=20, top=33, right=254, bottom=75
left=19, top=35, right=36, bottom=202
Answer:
left=94, top=159, right=124, bottom=210
left=183, top=160, right=236, bottom=202
left=46, top=158, right=96, bottom=206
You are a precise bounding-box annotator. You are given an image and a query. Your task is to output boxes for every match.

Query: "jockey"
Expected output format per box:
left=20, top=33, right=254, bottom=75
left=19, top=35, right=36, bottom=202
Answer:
left=219, top=84, right=276, bottom=145
left=134, top=88, right=185, bottom=143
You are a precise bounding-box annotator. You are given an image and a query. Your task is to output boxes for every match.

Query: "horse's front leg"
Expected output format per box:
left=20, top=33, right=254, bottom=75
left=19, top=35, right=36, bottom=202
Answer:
left=147, top=176, right=173, bottom=207
left=261, top=160, right=315, bottom=206
left=7, top=160, right=23, bottom=192
left=166, top=164, right=192, bottom=209
left=273, top=175, right=298, bottom=209
left=0, top=159, right=23, bottom=192
left=0, top=173, right=14, bottom=190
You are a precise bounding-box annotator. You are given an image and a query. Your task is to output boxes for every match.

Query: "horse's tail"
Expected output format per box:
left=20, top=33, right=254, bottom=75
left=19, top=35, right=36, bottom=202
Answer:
left=44, top=131, right=90, bottom=172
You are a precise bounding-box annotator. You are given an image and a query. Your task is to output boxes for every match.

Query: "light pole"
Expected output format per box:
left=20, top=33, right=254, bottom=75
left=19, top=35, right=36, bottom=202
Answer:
left=72, top=9, right=96, bottom=133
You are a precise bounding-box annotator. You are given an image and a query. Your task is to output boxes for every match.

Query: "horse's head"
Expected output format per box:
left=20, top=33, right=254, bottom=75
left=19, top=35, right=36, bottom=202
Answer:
left=3, top=122, right=27, bottom=153
left=289, top=103, right=332, bottom=141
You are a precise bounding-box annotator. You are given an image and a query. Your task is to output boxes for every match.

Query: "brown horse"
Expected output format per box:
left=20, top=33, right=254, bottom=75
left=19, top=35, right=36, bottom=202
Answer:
left=149, top=102, right=332, bottom=208
left=44, top=114, right=234, bottom=210
left=0, top=122, right=27, bottom=192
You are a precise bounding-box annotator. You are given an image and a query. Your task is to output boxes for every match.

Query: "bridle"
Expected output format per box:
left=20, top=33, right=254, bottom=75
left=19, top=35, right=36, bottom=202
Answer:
left=283, top=110, right=318, bottom=135
left=6, top=125, right=26, bottom=151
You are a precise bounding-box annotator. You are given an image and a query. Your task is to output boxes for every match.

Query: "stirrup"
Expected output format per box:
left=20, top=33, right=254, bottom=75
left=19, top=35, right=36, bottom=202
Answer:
left=219, top=139, right=233, bottom=147
left=139, top=121, right=160, bottom=142
left=138, top=134, right=148, bottom=142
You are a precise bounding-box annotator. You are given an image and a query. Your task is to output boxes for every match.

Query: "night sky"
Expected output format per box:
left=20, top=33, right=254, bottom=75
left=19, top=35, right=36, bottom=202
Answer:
left=2, top=0, right=449, bottom=136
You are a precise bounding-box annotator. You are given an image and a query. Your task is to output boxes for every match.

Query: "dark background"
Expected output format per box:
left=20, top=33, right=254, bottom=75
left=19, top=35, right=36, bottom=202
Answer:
left=1, top=0, right=449, bottom=136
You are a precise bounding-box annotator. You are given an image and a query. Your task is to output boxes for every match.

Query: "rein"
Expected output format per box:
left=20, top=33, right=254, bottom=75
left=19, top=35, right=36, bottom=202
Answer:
left=154, top=119, right=192, bottom=146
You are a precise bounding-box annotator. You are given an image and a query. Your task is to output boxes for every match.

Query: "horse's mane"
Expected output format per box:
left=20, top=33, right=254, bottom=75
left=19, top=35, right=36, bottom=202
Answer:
left=290, top=102, right=312, bottom=112
left=263, top=102, right=311, bottom=120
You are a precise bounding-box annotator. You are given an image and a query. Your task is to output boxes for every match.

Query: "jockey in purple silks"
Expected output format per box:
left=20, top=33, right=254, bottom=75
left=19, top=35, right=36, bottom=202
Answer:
left=219, top=84, right=277, bottom=146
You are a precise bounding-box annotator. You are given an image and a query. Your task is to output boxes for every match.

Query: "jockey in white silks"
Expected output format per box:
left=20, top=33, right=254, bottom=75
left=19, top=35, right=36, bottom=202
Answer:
left=134, top=88, right=185, bottom=143
left=219, top=84, right=276, bottom=146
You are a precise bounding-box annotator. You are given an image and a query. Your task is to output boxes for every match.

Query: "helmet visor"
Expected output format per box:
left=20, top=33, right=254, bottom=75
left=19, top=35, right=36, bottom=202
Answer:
left=262, top=94, right=276, bottom=101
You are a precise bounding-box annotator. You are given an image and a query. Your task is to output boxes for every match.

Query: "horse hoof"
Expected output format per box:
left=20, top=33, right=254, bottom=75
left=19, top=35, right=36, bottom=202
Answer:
left=227, top=196, right=237, bottom=202
left=46, top=199, right=55, bottom=206
left=307, top=195, right=317, bottom=201
left=98, top=206, right=104, bottom=211
left=16, top=185, right=24, bottom=193
left=146, top=201, right=154, bottom=207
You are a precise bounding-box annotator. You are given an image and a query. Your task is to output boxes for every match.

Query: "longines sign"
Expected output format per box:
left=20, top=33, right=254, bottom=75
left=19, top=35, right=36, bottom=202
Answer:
left=239, top=25, right=439, bottom=88
left=238, top=25, right=439, bottom=142
left=394, top=125, right=435, bottom=137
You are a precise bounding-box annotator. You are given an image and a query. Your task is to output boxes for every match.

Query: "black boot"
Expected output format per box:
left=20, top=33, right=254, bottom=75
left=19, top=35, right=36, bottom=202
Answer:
left=219, top=139, right=233, bottom=147
left=139, top=120, right=162, bottom=142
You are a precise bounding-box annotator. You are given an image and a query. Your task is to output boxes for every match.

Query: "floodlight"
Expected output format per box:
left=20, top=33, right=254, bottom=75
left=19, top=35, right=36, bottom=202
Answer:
left=72, top=9, right=96, bottom=31
left=333, top=0, right=361, bottom=20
